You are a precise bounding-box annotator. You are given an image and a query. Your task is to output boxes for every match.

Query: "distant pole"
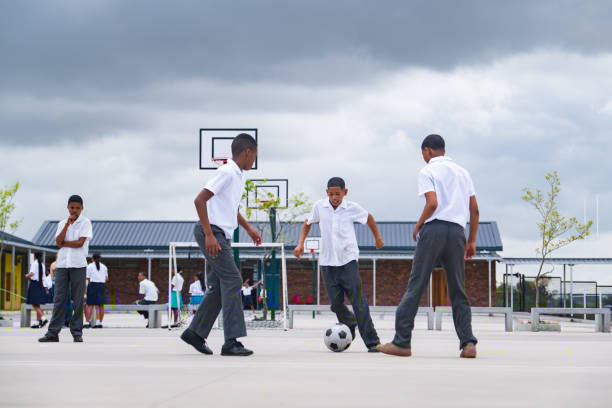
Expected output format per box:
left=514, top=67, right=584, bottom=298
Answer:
left=144, top=249, right=154, bottom=280
left=311, top=251, right=316, bottom=319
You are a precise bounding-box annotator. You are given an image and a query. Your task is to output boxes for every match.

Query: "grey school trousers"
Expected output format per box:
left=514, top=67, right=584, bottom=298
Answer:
left=189, top=224, right=247, bottom=343
left=393, top=220, right=478, bottom=349
left=46, top=267, right=86, bottom=337
left=321, top=260, right=380, bottom=347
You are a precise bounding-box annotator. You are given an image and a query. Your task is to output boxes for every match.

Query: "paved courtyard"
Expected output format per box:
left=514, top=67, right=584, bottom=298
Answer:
left=1, top=313, right=611, bottom=408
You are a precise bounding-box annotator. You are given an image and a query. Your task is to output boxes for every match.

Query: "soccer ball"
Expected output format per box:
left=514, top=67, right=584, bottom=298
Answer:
left=324, top=323, right=353, bottom=352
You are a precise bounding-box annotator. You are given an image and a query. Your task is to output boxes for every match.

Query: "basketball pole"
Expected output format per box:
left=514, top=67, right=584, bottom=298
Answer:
left=311, top=250, right=316, bottom=319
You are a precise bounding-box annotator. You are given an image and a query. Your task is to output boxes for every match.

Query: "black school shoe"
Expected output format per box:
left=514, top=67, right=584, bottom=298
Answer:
left=221, top=339, right=253, bottom=356
left=73, top=336, right=83, bottom=343
left=180, top=328, right=213, bottom=355
left=38, top=334, right=59, bottom=342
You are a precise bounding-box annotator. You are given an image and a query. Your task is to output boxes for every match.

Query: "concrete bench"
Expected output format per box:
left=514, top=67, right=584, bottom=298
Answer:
left=22, top=303, right=168, bottom=329
left=531, top=308, right=611, bottom=333
left=20, top=304, right=55, bottom=328
left=435, top=306, right=513, bottom=332
left=286, top=304, right=434, bottom=330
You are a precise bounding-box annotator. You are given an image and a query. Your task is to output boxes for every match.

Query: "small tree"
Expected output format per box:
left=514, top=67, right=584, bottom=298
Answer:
left=0, top=182, right=22, bottom=261
left=240, top=180, right=312, bottom=318
left=522, top=172, right=592, bottom=308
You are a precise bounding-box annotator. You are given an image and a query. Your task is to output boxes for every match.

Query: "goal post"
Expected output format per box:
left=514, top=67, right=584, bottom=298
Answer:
left=168, top=242, right=289, bottom=330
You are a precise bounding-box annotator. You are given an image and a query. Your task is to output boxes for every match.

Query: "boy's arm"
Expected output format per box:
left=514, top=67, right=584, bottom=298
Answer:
left=237, top=213, right=262, bottom=246
left=194, top=188, right=222, bottom=258
left=366, top=214, right=384, bottom=249
left=293, top=221, right=312, bottom=260
left=60, top=237, right=87, bottom=248
left=413, top=191, right=438, bottom=241
left=465, top=195, right=479, bottom=260
left=55, top=219, right=73, bottom=247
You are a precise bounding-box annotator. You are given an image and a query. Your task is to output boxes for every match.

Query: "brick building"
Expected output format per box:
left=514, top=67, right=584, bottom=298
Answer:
left=32, top=220, right=502, bottom=308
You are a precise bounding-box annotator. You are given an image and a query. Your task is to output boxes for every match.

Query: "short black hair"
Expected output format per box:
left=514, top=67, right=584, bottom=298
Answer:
left=231, top=133, right=257, bottom=157
left=327, top=177, right=346, bottom=190
left=421, top=134, right=445, bottom=151
left=68, top=195, right=83, bottom=205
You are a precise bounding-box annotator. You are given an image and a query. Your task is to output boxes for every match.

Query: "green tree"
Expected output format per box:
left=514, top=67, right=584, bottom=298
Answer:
left=522, top=172, right=592, bottom=307
left=0, top=182, right=22, bottom=259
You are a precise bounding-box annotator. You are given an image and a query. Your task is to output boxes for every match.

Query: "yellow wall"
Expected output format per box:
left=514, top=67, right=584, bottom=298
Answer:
left=2, top=253, right=23, bottom=311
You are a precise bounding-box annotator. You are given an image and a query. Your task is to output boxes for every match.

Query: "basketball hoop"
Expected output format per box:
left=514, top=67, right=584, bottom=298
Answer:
left=212, top=157, right=228, bottom=167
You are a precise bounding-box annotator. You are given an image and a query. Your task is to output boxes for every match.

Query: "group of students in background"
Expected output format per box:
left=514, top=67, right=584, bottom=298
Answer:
left=26, top=252, right=108, bottom=329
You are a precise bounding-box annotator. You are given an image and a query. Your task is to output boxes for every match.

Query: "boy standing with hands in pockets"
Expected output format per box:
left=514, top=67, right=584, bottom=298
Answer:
left=295, top=177, right=384, bottom=352
left=181, top=133, right=262, bottom=356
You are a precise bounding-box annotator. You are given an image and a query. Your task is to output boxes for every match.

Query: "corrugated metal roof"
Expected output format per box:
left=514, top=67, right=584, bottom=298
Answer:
left=502, top=258, right=612, bottom=265
left=33, top=220, right=503, bottom=251
left=1, top=231, right=35, bottom=246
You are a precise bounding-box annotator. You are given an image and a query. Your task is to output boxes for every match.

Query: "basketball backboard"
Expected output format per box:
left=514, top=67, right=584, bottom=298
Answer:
left=304, top=237, right=321, bottom=254
left=199, top=128, right=258, bottom=170
left=246, top=179, right=289, bottom=209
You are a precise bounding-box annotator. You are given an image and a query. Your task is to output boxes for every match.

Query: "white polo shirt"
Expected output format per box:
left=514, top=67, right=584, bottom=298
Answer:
left=241, top=286, right=253, bottom=296
left=139, top=279, right=159, bottom=302
left=86, top=262, right=108, bottom=283
left=306, top=199, right=369, bottom=267
left=55, top=215, right=93, bottom=268
left=43, top=273, right=53, bottom=289
left=29, top=260, right=45, bottom=282
left=189, top=281, right=204, bottom=296
left=418, top=156, right=476, bottom=229
left=203, top=159, right=247, bottom=239
left=171, top=273, right=184, bottom=292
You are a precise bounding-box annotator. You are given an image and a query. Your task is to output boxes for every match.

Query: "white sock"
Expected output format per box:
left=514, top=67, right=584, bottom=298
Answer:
left=96, top=320, right=101, bottom=325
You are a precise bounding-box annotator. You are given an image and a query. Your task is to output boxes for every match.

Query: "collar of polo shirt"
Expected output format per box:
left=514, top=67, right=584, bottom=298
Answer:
left=227, top=158, right=242, bottom=174
left=322, top=199, right=348, bottom=210
left=429, top=156, right=453, bottom=163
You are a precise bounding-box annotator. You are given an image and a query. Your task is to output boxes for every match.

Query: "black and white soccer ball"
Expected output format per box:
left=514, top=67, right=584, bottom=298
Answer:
left=324, top=323, right=353, bottom=352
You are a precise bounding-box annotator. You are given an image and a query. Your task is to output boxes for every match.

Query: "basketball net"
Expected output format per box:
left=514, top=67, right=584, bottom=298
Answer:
left=212, top=157, right=228, bottom=167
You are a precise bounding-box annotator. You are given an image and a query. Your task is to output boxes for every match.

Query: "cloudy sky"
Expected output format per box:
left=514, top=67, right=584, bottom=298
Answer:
left=2, top=1, right=612, bottom=283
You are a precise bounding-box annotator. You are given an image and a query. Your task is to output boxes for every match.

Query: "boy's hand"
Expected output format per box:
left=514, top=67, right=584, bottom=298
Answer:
left=205, top=234, right=222, bottom=258
left=464, top=241, right=476, bottom=260
left=293, top=244, right=304, bottom=260
left=412, top=225, right=421, bottom=242
left=375, top=237, right=384, bottom=249
left=67, top=214, right=78, bottom=225
left=248, top=228, right=262, bottom=246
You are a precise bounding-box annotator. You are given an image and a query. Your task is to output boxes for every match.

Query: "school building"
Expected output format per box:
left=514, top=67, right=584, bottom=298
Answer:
left=30, top=220, right=502, bottom=309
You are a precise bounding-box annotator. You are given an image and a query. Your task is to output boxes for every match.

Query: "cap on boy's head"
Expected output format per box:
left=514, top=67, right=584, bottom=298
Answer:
left=421, top=134, right=445, bottom=151
left=327, top=177, right=346, bottom=190
left=231, top=133, right=257, bottom=157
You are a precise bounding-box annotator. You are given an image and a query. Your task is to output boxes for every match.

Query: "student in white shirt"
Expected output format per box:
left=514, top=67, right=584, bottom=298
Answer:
left=136, top=272, right=160, bottom=327
left=170, top=269, right=185, bottom=325
left=181, top=133, right=262, bottom=357
left=40, top=195, right=93, bottom=343
left=26, top=252, right=48, bottom=329
left=378, top=134, right=479, bottom=359
left=85, top=254, right=109, bottom=329
left=189, top=273, right=205, bottom=307
left=241, top=279, right=261, bottom=313
left=295, top=177, right=385, bottom=352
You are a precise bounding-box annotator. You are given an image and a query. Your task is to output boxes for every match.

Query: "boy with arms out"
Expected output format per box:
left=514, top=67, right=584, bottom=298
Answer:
left=39, top=195, right=93, bottom=343
left=294, top=177, right=384, bottom=352
left=378, top=134, right=479, bottom=358
left=181, top=133, right=262, bottom=356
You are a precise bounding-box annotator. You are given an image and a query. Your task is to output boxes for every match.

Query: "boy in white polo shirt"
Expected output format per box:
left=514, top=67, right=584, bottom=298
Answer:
left=294, top=177, right=384, bottom=352
left=181, top=133, right=262, bottom=356
left=378, top=134, right=479, bottom=358
left=39, top=195, right=93, bottom=343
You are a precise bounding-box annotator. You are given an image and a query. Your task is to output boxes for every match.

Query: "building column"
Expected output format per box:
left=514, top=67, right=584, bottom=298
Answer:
left=488, top=259, right=492, bottom=307
left=373, top=259, right=377, bottom=306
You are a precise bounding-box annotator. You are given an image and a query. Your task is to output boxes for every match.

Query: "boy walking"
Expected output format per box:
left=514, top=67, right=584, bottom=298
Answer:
left=39, top=195, right=93, bottom=343
left=294, top=177, right=384, bottom=352
left=378, top=134, right=479, bottom=358
left=181, top=133, right=262, bottom=356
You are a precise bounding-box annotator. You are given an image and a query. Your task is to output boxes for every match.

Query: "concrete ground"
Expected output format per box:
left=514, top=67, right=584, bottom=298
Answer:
left=1, top=313, right=611, bottom=408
